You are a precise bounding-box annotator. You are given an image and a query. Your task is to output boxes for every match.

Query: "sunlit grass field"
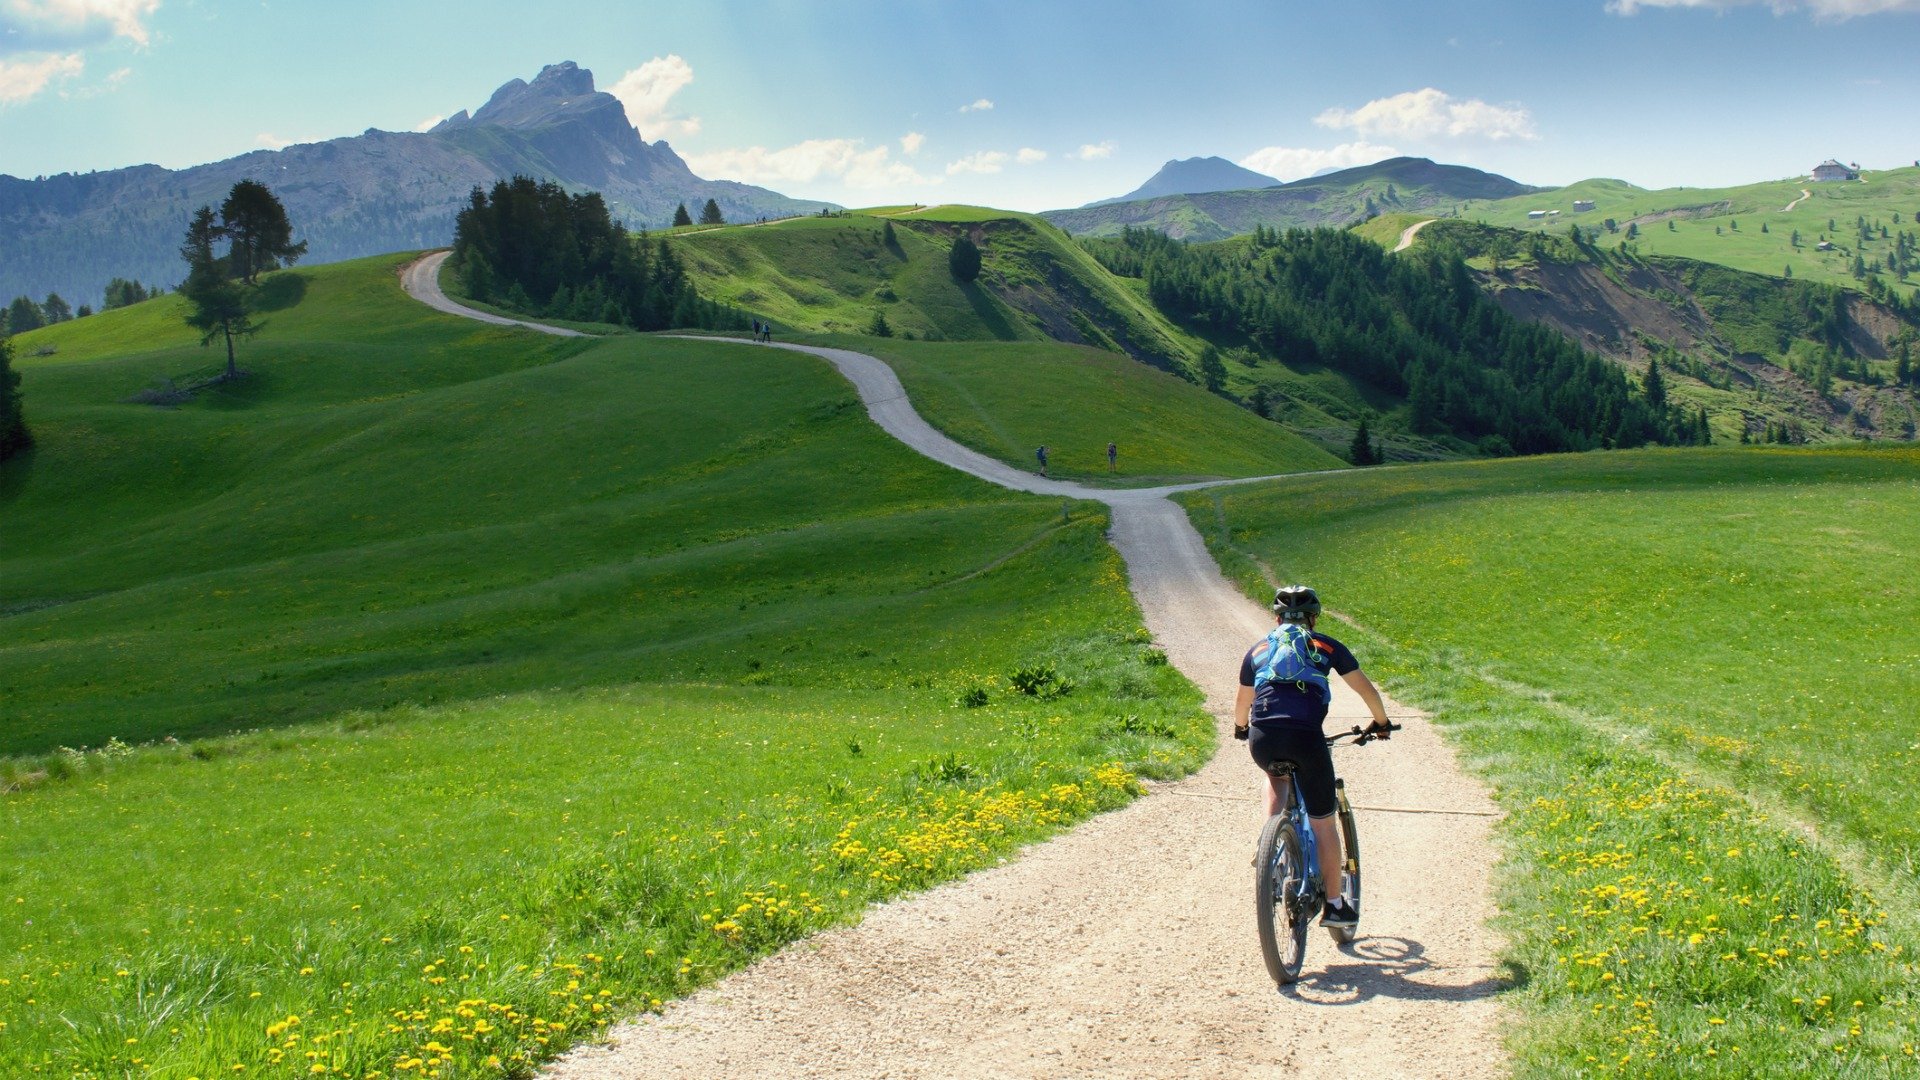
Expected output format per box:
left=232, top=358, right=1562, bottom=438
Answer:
left=0, top=255, right=1214, bottom=1077
left=1185, top=447, right=1920, bottom=1075
left=1464, top=167, right=1920, bottom=300
left=821, top=335, right=1344, bottom=485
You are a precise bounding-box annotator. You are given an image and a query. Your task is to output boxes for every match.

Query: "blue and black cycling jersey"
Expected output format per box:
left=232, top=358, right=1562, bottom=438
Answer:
left=1239, top=631, right=1359, bottom=728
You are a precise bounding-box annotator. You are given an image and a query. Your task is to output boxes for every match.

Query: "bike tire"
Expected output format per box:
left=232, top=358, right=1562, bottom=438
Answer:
left=1327, top=780, right=1362, bottom=945
left=1254, top=813, right=1310, bottom=985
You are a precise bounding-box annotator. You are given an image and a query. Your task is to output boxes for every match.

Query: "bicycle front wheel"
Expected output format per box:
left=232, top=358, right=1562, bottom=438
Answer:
left=1254, top=813, right=1310, bottom=986
left=1328, top=778, right=1362, bottom=945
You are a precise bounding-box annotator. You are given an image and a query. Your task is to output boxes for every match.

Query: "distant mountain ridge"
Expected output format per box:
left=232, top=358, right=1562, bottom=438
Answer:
left=1045, top=156, right=1541, bottom=241
left=0, top=61, right=830, bottom=306
left=1086, top=156, right=1280, bottom=206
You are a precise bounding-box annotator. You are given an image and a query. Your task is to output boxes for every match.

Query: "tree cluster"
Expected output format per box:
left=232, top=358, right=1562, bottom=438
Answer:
left=451, top=177, right=743, bottom=332
left=1091, top=226, right=1693, bottom=454
left=2, top=293, right=79, bottom=336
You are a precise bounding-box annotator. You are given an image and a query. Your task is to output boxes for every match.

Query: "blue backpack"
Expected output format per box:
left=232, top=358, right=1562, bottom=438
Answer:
left=1251, top=623, right=1331, bottom=704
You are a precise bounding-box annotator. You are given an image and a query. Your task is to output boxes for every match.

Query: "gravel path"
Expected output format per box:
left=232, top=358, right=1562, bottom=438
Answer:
left=398, top=256, right=1510, bottom=1078
left=402, top=251, right=587, bottom=337
left=1392, top=219, right=1437, bottom=253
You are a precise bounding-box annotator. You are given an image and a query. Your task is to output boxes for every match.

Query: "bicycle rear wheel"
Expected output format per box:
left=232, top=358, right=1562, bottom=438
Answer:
left=1328, top=778, right=1362, bottom=945
left=1254, top=812, right=1311, bottom=985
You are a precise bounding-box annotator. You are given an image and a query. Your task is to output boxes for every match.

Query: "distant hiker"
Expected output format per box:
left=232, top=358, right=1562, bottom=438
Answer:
left=761, top=321, right=774, bottom=344
left=1234, top=585, right=1394, bottom=930
left=751, top=319, right=762, bottom=341
left=1107, top=442, right=1118, bottom=472
left=1035, top=445, right=1049, bottom=476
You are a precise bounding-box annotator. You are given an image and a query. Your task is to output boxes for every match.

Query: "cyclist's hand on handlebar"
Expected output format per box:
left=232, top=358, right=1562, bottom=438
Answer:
left=1233, top=724, right=1249, bottom=741
left=1364, top=719, right=1394, bottom=740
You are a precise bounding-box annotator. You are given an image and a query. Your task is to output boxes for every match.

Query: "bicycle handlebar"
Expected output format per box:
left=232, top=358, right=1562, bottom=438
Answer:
left=1325, top=722, right=1402, bottom=747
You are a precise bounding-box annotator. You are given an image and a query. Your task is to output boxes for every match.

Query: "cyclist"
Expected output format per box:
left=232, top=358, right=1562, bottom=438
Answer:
left=1233, top=585, right=1393, bottom=928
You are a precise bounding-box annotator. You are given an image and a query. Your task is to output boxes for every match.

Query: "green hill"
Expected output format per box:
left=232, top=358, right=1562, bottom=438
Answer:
left=1042, top=157, right=1539, bottom=241
left=1459, top=166, right=1920, bottom=303
left=1182, top=445, right=1920, bottom=1073
left=672, top=207, right=1201, bottom=375
left=0, top=255, right=1216, bottom=1076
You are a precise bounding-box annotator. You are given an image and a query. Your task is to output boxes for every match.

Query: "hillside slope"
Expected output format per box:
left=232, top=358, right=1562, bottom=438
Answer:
left=1410, top=219, right=1920, bottom=442
left=1459, top=165, right=1920, bottom=303
left=0, top=61, right=828, bottom=308
left=673, top=208, right=1202, bottom=374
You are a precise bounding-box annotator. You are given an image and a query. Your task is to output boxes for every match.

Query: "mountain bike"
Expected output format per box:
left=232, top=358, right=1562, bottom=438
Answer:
left=1253, top=722, right=1400, bottom=987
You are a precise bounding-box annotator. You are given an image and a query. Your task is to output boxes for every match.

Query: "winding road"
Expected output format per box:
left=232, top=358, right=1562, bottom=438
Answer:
left=401, top=253, right=1507, bottom=1079
left=1392, top=219, right=1437, bottom=253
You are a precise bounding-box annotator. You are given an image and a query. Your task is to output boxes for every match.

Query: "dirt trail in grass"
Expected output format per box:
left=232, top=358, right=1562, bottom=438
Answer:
left=1781, top=188, right=1812, bottom=212
left=398, top=259, right=1509, bottom=1078
left=1393, top=219, right=1437, bottom=253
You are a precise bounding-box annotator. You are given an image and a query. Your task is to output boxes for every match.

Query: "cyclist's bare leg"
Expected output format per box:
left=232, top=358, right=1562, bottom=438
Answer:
left=1265, top=774, right=1345, bottom=896
left=1309, top=812, right=1344, bottom=899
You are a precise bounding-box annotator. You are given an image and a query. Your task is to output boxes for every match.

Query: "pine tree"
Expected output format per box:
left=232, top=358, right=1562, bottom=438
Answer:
left=5, top=296, right=45, bottom=334
left=671, top=203, right=693, bottom=227
left=1348, top=416, right=1376, bottom=465
left=1199, top=345, right=1227, bottom=393
left=180, top=205, right=257, bottom=379
left=41, top=293, right=71, bottom=323
left=0, top=334, right=28, bottom=461
left=699, top=199, right=725, bottom=226
left=866, top=309, right=892, bottom=337
left=219, top=180, right=306, bottom=284
left=1642, top=357, right=1667, bottom=411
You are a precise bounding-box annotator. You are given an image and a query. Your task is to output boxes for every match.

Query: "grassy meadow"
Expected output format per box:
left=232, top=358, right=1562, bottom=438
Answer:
left=1464, top=167, right=1920, bottom=300
left=816, top=335, right=1344, bottom=485
left=1184, top=447, right=1920, bottom=1075
left=0, top=255, right=1216, bottom=1077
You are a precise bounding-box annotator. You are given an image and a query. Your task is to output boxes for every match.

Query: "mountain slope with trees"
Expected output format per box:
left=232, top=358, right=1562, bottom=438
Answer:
left=0, top=61, right=828, bottom=308
left=1405, top=219, right=1920, bottom=442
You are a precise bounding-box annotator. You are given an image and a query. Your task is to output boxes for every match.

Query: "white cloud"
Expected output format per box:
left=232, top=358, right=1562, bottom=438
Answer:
left=608, top=54, right=702, bottom=140
left=900, top=131, right=925, bottom=155
left=1073, top=141, right=1115, bottom=160
left=958, top=98, right=993, bottom=113
left=3, top=0, right=162, bottom=49
left=946, top=150, right=1008, bottom=175
left=413, top=114, right=443, bottom=132
left=254, top=132, right=300, bottom=150
left=686, top=138, right=937, bottom=190
left=0, top=50, right=81, bottom=103
left=1237, top=141, right=1401, bottom=182
left=1016, top=147, right=1047, bottom=165
left=1315, top=88, right=1537, bottom=141
left=1606, top=0, right=1920, bottom=16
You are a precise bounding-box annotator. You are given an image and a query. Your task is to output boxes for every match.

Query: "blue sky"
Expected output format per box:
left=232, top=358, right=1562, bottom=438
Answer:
left=2, top=0, right=1918, bottom=210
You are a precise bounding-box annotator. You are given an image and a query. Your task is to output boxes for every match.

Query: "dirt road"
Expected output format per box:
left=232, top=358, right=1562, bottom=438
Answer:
left=397, top=258, right=1510, bottom=1079
left=1392, top=219, right=1437, bottom=253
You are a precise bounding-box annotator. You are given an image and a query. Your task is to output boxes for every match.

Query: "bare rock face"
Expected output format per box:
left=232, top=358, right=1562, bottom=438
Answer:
left=1, top=61, right=833, bottom=306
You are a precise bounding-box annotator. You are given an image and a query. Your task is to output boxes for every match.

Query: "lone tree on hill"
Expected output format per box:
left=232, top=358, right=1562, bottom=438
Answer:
left=180, top=205, right=259, bottom=380
left=699, top=198, right=725, bottom=225
left=220, top=180, right=306, bottom=284
left=671, top=203, right=693, bottom=227
left=949, top=235, right=981, bottom=282
left=1199, top=344, right=1227, bottom=393
left=1349, top=415, right=1378, bottom=466
left=0, top=335, right=28, bottom=461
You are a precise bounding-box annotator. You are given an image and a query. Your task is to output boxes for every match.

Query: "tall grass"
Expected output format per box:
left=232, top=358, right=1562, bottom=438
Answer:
left=1186, top=446, right=1920, bottom=1075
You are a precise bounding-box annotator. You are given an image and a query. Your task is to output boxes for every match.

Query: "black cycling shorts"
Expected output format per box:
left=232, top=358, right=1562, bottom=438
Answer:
left=1247, top=721, right=1337, bottom=818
